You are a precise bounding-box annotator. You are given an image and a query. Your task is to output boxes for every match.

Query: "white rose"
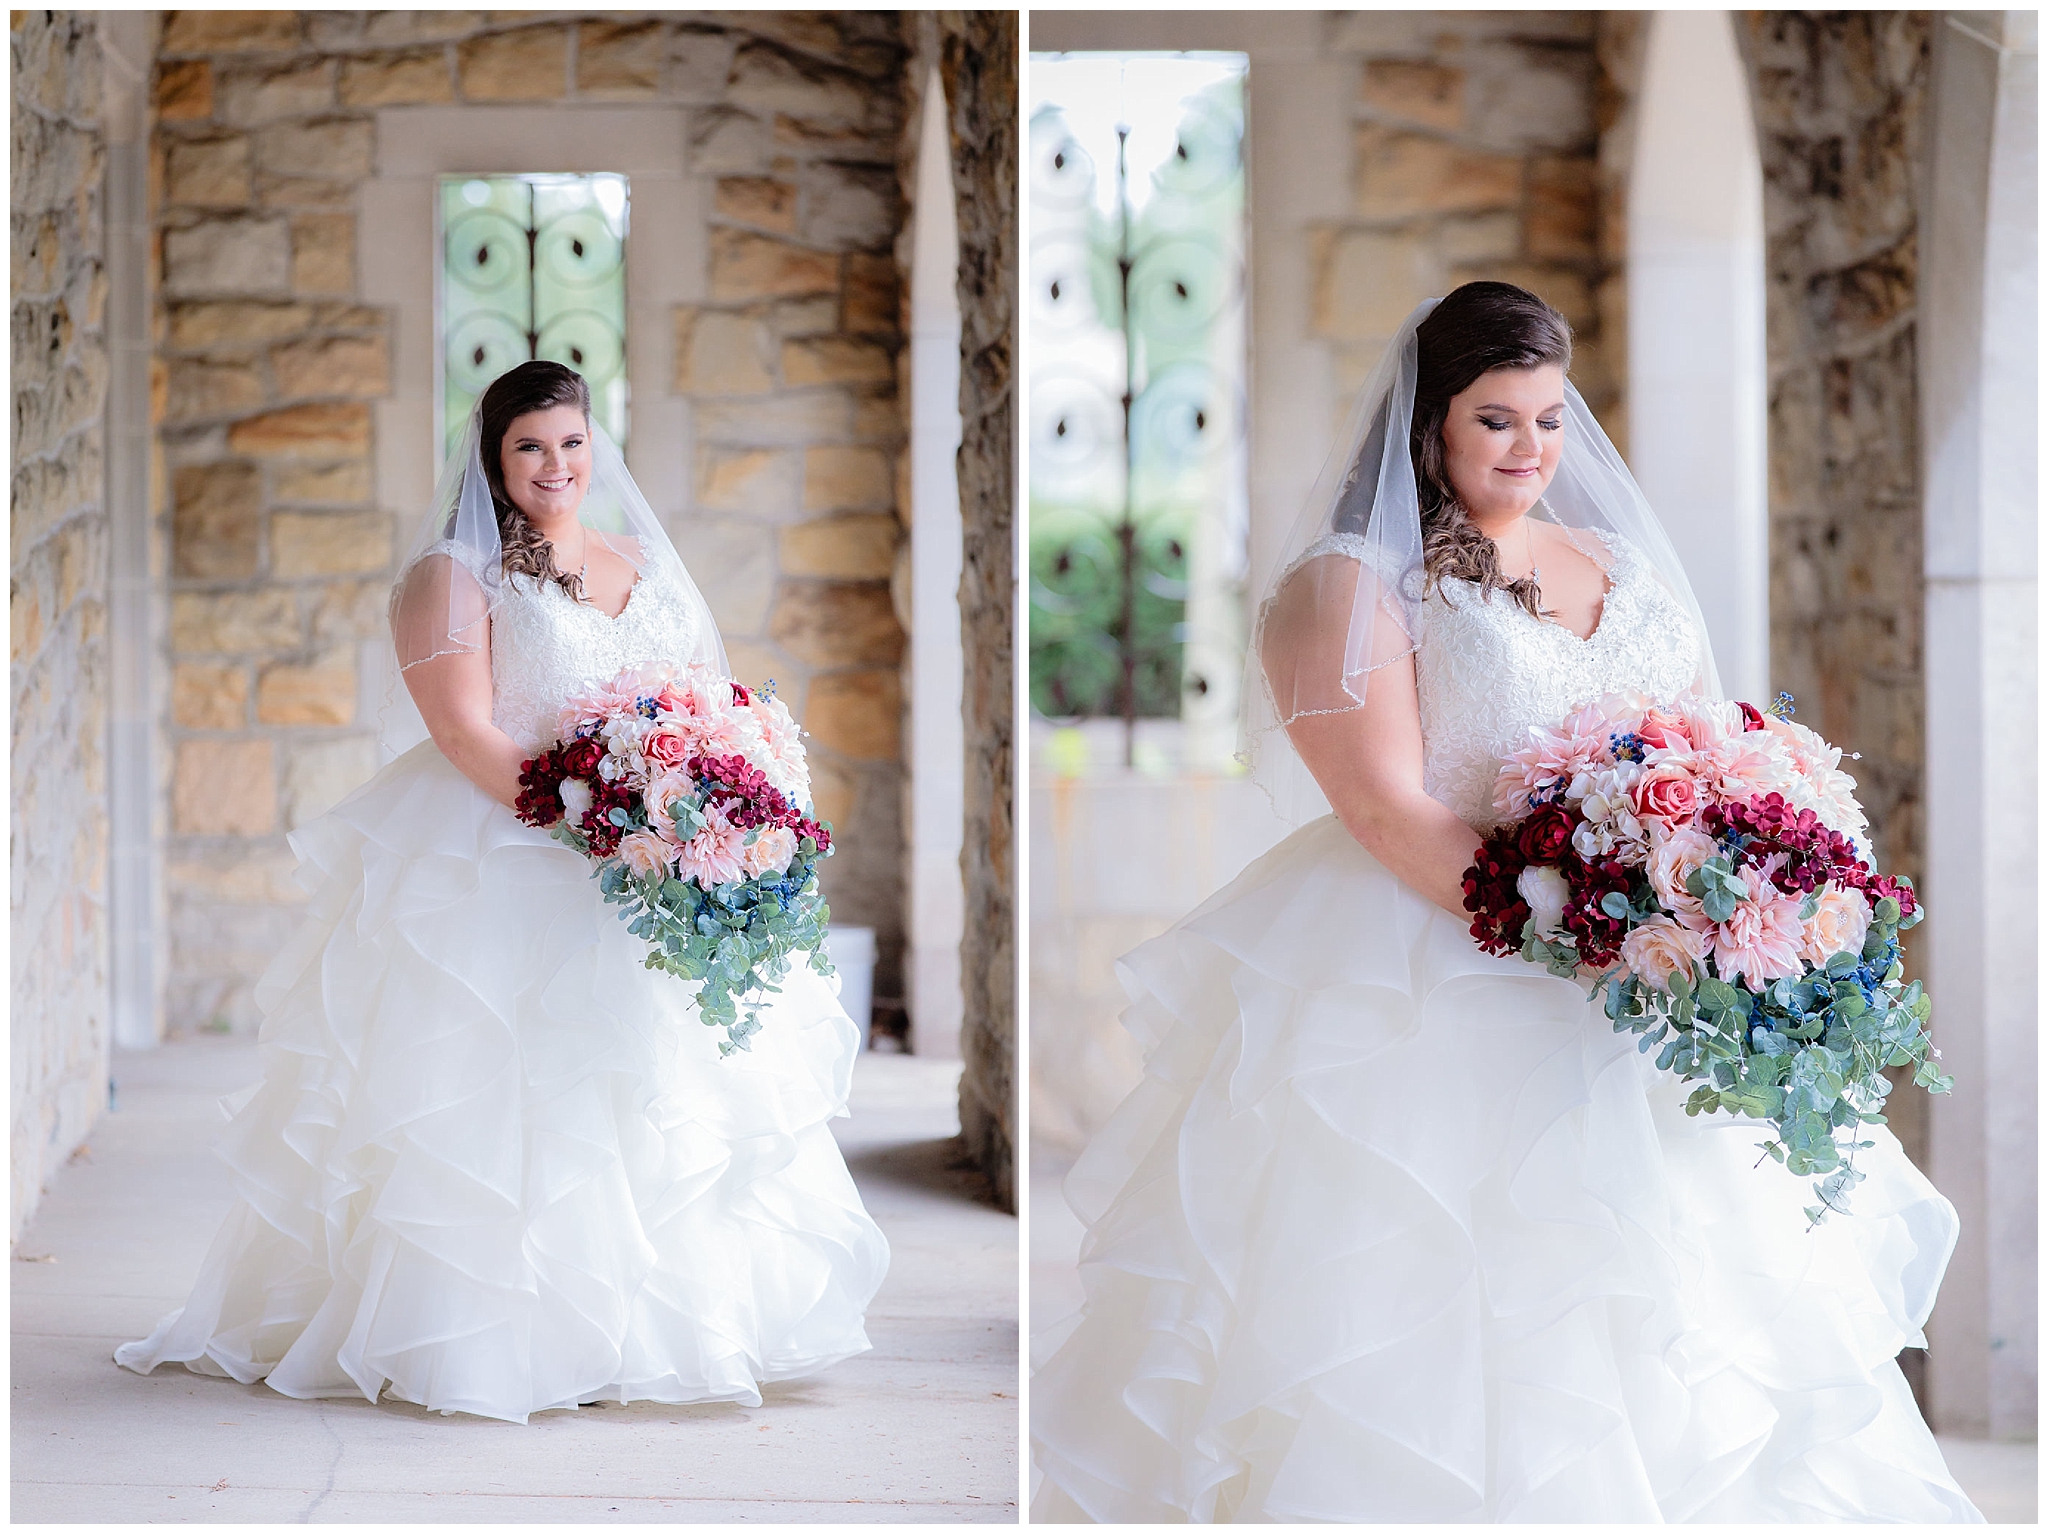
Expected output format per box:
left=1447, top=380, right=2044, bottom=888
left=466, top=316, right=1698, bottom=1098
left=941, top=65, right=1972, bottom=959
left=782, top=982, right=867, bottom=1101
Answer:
left=1517, top=863, right=1571, bottom=937
left=559, top=777, right=593, bottom=823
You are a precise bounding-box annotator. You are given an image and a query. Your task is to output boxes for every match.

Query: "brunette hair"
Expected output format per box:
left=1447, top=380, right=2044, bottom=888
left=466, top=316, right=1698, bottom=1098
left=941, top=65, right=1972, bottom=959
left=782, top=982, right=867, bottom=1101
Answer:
left=478, top=359, right=592, bottom=602
left=1410, top=281, right=1573, bottom=617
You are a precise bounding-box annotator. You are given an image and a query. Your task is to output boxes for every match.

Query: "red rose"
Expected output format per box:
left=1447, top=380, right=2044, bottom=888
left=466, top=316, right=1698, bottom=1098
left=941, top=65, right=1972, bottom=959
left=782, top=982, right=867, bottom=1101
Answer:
left=562, top=738, right=604, bottom=777
left=1516, top=804, right=1577, bottom=865
left=1737, top=700, right=1767, bottom=731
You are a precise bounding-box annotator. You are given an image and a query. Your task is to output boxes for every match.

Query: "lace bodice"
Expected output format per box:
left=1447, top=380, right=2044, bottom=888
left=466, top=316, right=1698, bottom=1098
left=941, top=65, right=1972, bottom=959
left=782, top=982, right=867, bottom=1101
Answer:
left=490, top=557, right=703, bottom=753
left=1293, top=529, right=1704, bottom=831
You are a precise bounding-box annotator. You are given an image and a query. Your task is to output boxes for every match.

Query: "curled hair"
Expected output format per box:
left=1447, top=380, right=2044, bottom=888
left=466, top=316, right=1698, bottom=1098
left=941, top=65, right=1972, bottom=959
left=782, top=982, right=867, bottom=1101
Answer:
left=477, top=360, right=592, bottom=603
left=1410, top=281, right=1573, bottom=618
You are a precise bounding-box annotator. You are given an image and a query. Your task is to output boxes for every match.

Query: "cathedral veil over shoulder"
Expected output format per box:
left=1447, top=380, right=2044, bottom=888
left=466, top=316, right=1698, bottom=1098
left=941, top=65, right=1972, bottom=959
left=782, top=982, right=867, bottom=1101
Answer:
left=115, top=365, right=887, bottom=1424
left=1031, top=290, right=1983, bottom=1522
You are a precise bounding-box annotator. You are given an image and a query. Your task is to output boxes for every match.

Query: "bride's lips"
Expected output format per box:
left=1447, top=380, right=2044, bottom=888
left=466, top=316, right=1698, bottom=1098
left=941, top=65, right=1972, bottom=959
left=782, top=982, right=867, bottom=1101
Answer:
left=1496, top=465, right=1540, bottom=477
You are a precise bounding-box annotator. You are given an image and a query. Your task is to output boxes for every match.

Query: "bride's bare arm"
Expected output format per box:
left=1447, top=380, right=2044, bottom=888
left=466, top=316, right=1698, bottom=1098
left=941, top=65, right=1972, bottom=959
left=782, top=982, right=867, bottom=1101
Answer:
left=401, top=642, right=529, bottom=812
left=1282, top=655, right=1482, bottom=918
left=1264, top=553, right=1479, bottom=917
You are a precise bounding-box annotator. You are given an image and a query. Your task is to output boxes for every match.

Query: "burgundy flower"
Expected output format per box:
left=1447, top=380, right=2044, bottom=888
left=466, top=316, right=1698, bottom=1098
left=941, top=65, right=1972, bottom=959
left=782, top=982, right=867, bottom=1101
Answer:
left=1516, top=803, right=1577, bottom=865
left=561, top=737, right=604, bottom=778
left=1737, top=700, right=1768, bottom=731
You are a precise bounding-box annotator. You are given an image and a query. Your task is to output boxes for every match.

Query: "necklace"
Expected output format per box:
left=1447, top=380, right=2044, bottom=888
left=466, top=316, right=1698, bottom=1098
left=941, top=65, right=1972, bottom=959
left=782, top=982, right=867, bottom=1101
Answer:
left=1525, top=517, right=1541, bottom=588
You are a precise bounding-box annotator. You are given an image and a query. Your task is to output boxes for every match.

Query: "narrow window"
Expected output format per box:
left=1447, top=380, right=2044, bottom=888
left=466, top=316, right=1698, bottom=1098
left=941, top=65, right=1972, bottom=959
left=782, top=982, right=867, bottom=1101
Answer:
left=437, top=172, right=630, bottom=463
left=1027, top=54, right=1250, bottom=770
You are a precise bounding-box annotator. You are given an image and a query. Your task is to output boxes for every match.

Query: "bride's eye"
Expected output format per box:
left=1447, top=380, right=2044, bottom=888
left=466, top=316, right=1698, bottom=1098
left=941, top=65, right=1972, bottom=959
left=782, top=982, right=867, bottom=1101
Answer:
left=1480, top=418, right=1510, bottom=431
left=1538, top=418, right=1562, bottom=432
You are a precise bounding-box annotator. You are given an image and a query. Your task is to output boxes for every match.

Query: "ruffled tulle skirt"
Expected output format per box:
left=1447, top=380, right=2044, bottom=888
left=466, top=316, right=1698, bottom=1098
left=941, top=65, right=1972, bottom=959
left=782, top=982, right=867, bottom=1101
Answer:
left=116, top=742, right=889, bottom=1424
left=1030, top=816, right=1982, bottom=1522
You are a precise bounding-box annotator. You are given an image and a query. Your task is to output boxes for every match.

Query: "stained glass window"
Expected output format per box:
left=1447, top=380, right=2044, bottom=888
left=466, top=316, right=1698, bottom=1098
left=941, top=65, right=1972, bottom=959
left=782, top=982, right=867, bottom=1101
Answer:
left=438, top=173, right=629, bottom=464
left=1028, top=55, right=1249, bottom=765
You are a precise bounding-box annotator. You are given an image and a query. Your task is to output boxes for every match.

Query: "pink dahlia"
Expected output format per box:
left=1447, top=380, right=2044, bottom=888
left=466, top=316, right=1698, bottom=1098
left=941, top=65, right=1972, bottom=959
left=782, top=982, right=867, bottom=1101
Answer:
left=675, top=801, right=749, bottom=888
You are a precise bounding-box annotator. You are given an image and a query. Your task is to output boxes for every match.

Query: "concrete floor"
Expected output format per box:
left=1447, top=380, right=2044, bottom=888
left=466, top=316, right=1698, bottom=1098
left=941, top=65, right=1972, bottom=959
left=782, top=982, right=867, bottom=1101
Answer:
left=11, top=1037, right=1018, bottom=1523
left=1030, top=1150, right=2036, bottom=1523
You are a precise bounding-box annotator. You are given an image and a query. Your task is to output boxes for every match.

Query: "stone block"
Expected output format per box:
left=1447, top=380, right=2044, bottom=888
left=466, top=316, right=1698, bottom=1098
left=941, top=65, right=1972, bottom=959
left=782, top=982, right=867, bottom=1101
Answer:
left=270, top=511, right=393, bottom=578
left=709, top=228, right=840, bottom=302
left=673, top=308, right=774, bottom=395
left=768, top=582, right=904, bottom=666
left=1467, top=41, right=1596, bottom=154
left=459, top=26, right=568, bottom=102
left=806, top=753, right=855, bottom=833
left=1361, top=58, right=1465, bottom=131
left=673, top=516, right=777, bottom=632
left=731, top=13, right=848, bottom=62
left=799, top=162, right=899, bottom=249
left=274, top=459, right=370, bottom=505
left=169, top=300, right=313, bottom=346
left=696, top=446, right=801, bottom=514
left=779, top=514, right=897, bottom=580
left=163, top=215, right=292, bottom=297
left=171, top=590, right=302, bottom=654
left=766, top=295, right=840, bottom=339
left=361, top=12, right=480, bottom=46
left=257, top=650, right=358, bottom=726
left=715, top=176, right=798, bottom=235
left=172, top=739, right=276, bottom=836
left=217, top=61, right=336, bottom=125
left=842, top=252, right=898, bottom=335
left=254, top=174, right=358, bottom=211
left=309, top=578, right=386, bottom=639
left=1440, top=210, right=1524, bottom=263
left=802, top=668, right=901, bottom=761
left=802, top=445, right=892, bottom=511
left=162, top=357, right=265, bottom=424
left=167, top=843, right=304, bottom=904
left=10, top=582, right=43, bottom=665
left=669, top=25, right=740, bottom=100
left=255, top=119, right=373, bottom=180
left=772, top=116, right=893, bottom=162
left=727, top=41, right=871, bottom=129
left=696, top=390, right=855, bottom=448
left=782, top=335, right=893, bottom=387
left=172, top=461, right=262, bottom=578
left=272, top=333, right=389, bottom=399
left=165, top=137, right=252, bottom=208
left=158, top=59, right=215, bottom=122
left=1312, top=226, right=1438, bottom=341
left=1527, top=155, right=1597, bottom=260
left=691, top=106, right=771, bottom=175
left=160, top=11, right=302, bottom=54
left=577, top=20, right=664, bottom=97
left=172, top=664, right=250, bottom=730
left=228, top=401, right=370, bottom=458
left=283, top=735, right=376, bottom=829
left=1352, top=124, right=1523, bottom=219
left=339, top=50, right=456, bottom=108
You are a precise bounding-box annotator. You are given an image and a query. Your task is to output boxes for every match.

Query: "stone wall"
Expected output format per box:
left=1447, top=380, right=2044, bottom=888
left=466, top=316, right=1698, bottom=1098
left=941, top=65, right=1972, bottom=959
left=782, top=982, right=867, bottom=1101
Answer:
left=1313, top=12, right=1620, bottom=428
left=1733, top=13, right=1932, bottom=1169
left=150, top=11, right=914, bottom=1034
left=940, top=12, right=1017, bottom=1211
left=11, top=11, right=112, bottom=1238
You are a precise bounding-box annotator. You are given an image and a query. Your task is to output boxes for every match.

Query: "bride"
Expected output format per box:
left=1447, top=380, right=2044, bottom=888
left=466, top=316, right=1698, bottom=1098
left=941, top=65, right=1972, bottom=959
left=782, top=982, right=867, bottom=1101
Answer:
left=117, top=360, right=889, bottom=1423
left=1030, top=284, right=1983, bottom=1522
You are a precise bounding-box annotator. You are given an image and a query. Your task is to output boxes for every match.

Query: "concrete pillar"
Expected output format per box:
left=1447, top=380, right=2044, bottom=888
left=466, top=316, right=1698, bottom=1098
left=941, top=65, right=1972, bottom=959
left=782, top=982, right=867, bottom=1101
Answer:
left=103, top=12, right=162, bottom=1050
left=908, top=66, right=966, bottom=1059
left=1626, top=11, right=1769, bottom=704
left=1919, top=9, right=2038, bottom=1441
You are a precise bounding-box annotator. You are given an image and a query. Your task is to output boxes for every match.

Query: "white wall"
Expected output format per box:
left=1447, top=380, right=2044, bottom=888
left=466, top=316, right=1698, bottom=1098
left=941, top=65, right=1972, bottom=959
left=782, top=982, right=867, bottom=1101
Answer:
left=1626, top=11, right=1769, bottom=704
left=908, top=67, right=966, bottom=1060
left=1918, top=9, right=2038, bottom=1442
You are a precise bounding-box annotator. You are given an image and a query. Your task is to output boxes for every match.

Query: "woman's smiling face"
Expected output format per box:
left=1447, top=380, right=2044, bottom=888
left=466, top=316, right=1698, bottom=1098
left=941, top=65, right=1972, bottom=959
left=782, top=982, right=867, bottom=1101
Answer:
left=1438, top=363, right=1566, bottom=528
left=497, top=403, right=592, bottom=526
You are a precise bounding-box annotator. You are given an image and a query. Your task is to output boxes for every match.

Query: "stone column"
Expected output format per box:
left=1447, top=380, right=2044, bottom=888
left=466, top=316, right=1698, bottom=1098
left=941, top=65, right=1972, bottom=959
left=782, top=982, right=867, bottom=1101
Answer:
left=11, top=12, right=115, bottom=1237
left=1918, top=8, right=2038, bottom=1441
left=941, top=12, right=1018, bottom=1211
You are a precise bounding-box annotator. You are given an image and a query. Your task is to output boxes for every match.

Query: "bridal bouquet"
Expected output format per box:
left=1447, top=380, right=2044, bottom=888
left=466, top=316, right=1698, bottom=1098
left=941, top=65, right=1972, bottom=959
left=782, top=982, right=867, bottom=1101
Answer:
left=514, top=663, right=834, bottom=1055
left=1463, top=691, right=1952, bottom=1224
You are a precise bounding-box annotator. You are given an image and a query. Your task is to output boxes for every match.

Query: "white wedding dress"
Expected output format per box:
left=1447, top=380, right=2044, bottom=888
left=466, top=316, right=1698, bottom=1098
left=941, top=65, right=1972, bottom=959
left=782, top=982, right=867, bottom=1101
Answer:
left=117, top=558, right=889, bottom=1423
left=1031, top=534, right=1982, bottom=1522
